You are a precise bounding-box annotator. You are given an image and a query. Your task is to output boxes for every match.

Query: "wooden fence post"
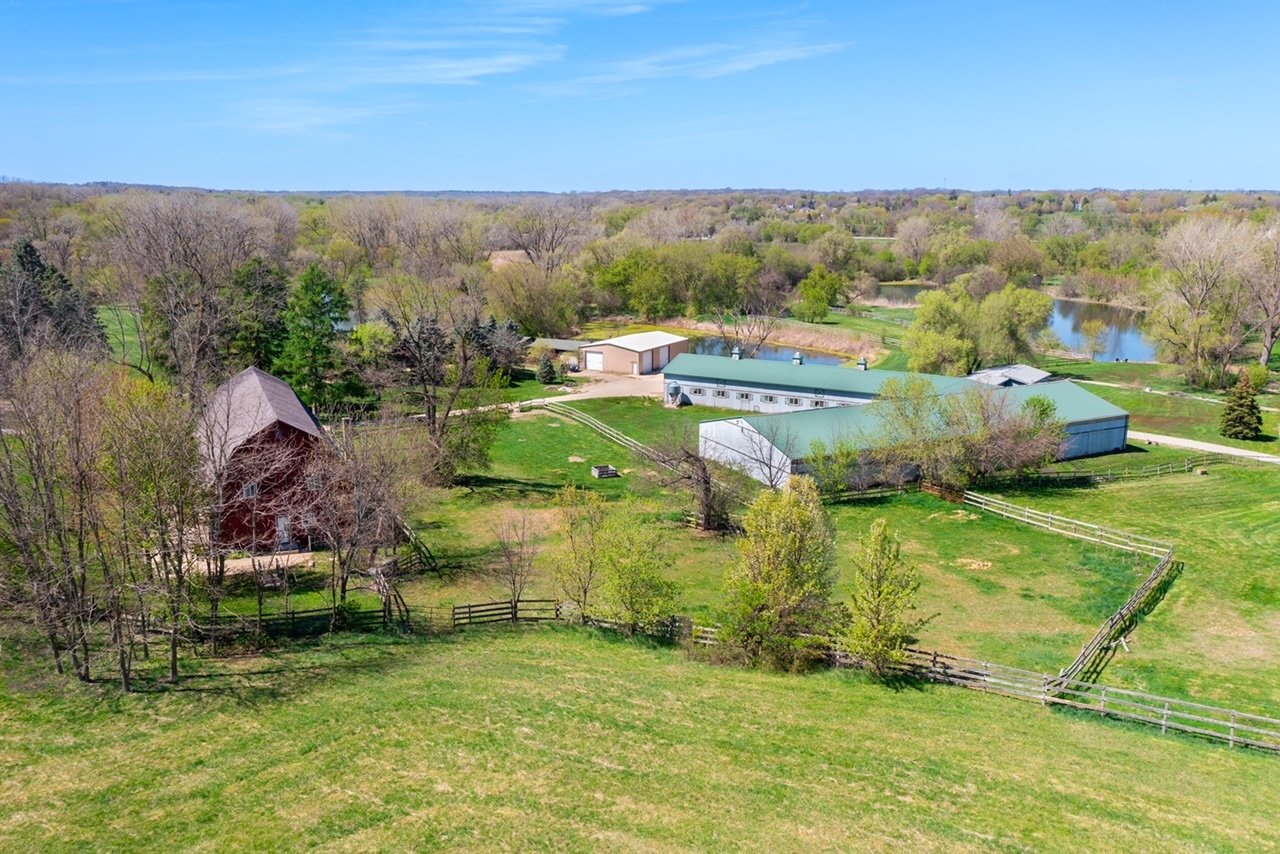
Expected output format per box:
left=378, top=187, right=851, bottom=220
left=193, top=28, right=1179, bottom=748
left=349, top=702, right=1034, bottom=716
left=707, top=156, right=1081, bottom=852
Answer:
left=1231, top=712, right=1237, bottom=748
left=1162, top=701, right=1170, bottom=734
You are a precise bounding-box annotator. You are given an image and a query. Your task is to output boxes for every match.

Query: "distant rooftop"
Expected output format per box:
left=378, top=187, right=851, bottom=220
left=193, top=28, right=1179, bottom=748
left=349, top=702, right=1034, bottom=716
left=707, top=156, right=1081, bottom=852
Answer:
left=729, top=379, right=1127, bottom=457
left=663, top=353, right=974, bottom=397
left=968, top=364, right=1051, bottom=387
left=589, top=331, right=688, bottom=352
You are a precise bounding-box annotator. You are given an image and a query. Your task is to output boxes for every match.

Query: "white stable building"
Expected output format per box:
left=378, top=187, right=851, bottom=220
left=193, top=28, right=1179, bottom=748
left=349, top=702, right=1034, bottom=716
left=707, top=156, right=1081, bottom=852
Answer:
left=681, top=356, right=1130, bottom=485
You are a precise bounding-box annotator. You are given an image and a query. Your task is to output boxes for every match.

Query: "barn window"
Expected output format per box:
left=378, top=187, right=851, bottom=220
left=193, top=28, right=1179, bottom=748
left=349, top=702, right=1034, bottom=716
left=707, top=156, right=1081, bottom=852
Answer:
left=736, top=392, right=751, bottom=401
left=242, top=482, right=259, bottom=499
left=306, top=475, right=323, bottom=491
left=690, top=387, right=705, bottom=396
left=760, top=395, right=777, bottom=403
left=812, top=400, right=826, bottom=408
left=785, top=397, right=801, bottom=406
left=302, top=513, right=318, bottom=528
left=713, top=389, right=728, bottom=399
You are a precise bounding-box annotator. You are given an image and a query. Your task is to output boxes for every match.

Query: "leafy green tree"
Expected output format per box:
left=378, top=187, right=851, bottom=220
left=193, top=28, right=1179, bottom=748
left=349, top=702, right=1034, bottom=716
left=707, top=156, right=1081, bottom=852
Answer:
left=904, top=283, right=1052, bottom=375
left=1220, top=372, right=1264, bottom=440
left=721, top=477, right=844, bottom=670
left=597, top=512, right=680, bottom=635
left=792, top=264, right=845, bottom=322
left=274, top=263, right=352, bottom=412
left=844, top=518, right=928, bottom=679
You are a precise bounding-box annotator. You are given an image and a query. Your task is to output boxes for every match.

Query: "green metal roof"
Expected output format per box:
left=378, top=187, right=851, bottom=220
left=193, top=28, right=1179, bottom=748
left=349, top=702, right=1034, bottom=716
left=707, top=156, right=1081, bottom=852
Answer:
left=997, top=380, right=1129, bottom=423
left=664, top=353, right=973, bottom=397
left=730, top=380, right=1127, bottom=458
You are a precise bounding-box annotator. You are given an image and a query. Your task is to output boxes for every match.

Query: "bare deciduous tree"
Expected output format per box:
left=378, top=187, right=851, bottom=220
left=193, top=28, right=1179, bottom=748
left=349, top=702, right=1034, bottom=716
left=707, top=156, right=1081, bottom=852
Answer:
left=502, top=198, right=594, bottom=274
left=491, top=509, right=540, bottom=614
left=894, top=216, right=933, bottom=265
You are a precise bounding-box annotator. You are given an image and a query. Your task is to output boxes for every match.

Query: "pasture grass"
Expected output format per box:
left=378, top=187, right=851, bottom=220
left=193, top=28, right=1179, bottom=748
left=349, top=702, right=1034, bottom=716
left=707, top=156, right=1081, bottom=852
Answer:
left=992, top=465, right=1280, bottom=711
left=2, top=627, right=1278, bottom=852
left=403, top=409, right=1149, bottom=674
left=1082, top=385, right=1279, bottom=451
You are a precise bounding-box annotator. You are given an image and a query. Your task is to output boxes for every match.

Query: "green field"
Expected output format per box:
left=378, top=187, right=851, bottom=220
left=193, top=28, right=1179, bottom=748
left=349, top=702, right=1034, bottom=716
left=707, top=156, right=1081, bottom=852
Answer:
left=1083, top=385, right=1279, bottom=451
left=991, top=465, right=1280, bottom=711
left=2, top=627, right=1278, bottom=851
left=394, top=406, right=1162, bottom=676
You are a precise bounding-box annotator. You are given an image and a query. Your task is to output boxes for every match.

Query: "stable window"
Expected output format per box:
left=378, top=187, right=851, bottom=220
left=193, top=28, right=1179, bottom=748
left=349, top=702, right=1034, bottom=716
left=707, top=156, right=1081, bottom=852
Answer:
left=306, top=475, right=323, bottom=491
left=736, top=392, right=752, bottom=401
left=785, top=397, right=801, bottom=406
left=242, top=482, right=259, bottom=499
left=302, top=512, right=318, bottom=528
left=713, top=389, right=728, bottom=399
left=812, top=400, right=826, bottom=408
left=760, top=395, right=777, bottom=403
left=690, top=387, right=705, bottom=396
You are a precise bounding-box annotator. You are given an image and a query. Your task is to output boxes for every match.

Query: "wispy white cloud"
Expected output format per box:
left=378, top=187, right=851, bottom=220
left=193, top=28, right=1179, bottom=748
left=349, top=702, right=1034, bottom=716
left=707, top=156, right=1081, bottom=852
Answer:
left=526, top=40, right=845, bottom=97
left=232, top=98, right=420, bottom=134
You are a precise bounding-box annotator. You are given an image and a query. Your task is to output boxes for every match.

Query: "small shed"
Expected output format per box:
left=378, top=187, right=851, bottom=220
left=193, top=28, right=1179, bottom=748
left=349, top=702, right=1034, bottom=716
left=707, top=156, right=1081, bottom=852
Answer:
left=580, top=331, right=689, bottom=375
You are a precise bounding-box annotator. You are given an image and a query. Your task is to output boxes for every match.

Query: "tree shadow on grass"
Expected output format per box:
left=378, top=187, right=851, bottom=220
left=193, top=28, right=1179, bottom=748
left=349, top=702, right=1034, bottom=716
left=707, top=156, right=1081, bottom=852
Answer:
left=453, top=474, right=567, bottom=501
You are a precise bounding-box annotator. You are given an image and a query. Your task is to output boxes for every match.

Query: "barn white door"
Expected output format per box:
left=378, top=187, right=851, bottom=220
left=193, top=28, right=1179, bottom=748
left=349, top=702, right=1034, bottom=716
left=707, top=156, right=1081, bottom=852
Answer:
left=585, top=351, right=604, bottom=371
left=276, top=515, right=291, bottom=548
left=641, top=351, right=653, bottom=374
left=658, top=346, right=669, bottom=368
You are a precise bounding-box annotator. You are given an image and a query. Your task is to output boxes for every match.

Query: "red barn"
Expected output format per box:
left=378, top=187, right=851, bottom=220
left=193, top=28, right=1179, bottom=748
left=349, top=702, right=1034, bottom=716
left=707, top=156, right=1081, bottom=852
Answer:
left=200, top=367, right=327, bottom=552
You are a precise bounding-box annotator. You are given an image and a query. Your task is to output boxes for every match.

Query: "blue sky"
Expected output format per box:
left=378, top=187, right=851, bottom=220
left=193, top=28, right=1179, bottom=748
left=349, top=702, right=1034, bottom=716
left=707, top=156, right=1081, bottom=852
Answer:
left=2, top=0, right=1277, bottom=192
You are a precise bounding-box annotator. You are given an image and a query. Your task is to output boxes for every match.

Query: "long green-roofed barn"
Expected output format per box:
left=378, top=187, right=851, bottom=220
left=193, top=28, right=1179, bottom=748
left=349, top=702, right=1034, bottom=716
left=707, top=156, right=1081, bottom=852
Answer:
left=670, top=355, right=1130, bottom=485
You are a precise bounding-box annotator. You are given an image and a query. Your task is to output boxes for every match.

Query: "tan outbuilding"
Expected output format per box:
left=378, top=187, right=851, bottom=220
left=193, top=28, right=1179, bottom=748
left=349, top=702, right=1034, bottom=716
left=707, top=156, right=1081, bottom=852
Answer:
left=579, top=331, right=690, bottom=375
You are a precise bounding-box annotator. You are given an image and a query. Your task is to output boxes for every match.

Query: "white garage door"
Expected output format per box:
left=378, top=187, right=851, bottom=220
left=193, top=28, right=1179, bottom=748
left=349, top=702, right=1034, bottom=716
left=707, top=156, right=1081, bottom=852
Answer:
left=585, top=351, right=604, bottom=371
left=642, top=350, right=653, bottom=373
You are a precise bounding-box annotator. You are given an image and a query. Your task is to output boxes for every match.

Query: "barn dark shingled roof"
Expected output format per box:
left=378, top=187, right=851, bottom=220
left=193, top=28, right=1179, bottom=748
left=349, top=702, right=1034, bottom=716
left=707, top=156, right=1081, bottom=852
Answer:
left=199, top=367, right=324, bottom=465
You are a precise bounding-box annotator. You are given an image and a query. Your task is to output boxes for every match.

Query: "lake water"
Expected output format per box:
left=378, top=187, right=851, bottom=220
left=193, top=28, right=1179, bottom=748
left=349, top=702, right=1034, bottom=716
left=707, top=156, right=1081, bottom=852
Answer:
left=877, top=285, right=1157, bottom=363
left=688, top=335, right=846, bottom=366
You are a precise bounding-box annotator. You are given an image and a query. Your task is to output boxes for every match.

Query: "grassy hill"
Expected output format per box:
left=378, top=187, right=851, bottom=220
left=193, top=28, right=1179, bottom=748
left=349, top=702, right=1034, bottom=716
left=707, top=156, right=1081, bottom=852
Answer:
left=2, top=627, right=1277, bottom=852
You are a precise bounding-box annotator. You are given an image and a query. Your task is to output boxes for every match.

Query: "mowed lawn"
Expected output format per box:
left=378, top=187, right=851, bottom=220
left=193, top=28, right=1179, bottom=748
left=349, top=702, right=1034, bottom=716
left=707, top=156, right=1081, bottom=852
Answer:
left=2, top=627, right=1278, bottom=852
left=1083, top=385, right=1280, bottom=451
left=993, top=465, right=1280, bottom=711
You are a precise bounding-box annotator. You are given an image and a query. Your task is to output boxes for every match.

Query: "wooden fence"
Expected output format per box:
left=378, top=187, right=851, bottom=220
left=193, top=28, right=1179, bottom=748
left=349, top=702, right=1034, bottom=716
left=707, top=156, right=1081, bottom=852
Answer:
left=960, top=488, right=1178, bottom=682
left=451, top=599, right=561, bottom=627
left=1003, top=452, right=1268, bottom=488
left=962, top=490, right=1173, bottom=558
left=436, top=598, right=1280, bottom=754
left=863, top=649, right=1280, bottom=753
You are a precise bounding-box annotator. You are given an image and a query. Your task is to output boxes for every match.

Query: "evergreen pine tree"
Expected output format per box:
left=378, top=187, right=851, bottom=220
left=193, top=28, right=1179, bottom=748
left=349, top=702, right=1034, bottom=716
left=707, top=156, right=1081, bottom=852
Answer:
left=274, top=263, right=351, bottom=412
left=536, top=351, right=558, bottom=384
left=1220, top=372, right=1264, bottom=440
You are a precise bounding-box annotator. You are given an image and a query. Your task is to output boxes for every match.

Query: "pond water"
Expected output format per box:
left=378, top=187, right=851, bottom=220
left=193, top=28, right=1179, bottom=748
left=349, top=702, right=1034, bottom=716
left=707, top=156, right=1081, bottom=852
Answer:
left=688, top=335, right=846, bottom=366
left=877, top=285, right=1158, bottom=363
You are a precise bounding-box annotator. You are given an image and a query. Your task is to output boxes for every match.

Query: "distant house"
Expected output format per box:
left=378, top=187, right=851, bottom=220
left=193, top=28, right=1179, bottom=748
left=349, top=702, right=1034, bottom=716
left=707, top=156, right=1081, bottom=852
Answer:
left=200, top=367, right=327, bottom=551
left=580, top=331, right=689, bottom=375
left=967, top=364, right=1052, bottom=387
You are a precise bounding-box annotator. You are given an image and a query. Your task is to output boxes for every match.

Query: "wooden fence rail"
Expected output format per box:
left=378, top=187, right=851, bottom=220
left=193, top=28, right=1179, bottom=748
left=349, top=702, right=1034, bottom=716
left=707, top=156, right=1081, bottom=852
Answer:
left=430, top=600, right=1280, bottom=753
left=451, top=599, right=561, bottom=628
left=962, top=490, right=1173, bottom=558
left=883, top=649, right=1280, bottom=752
